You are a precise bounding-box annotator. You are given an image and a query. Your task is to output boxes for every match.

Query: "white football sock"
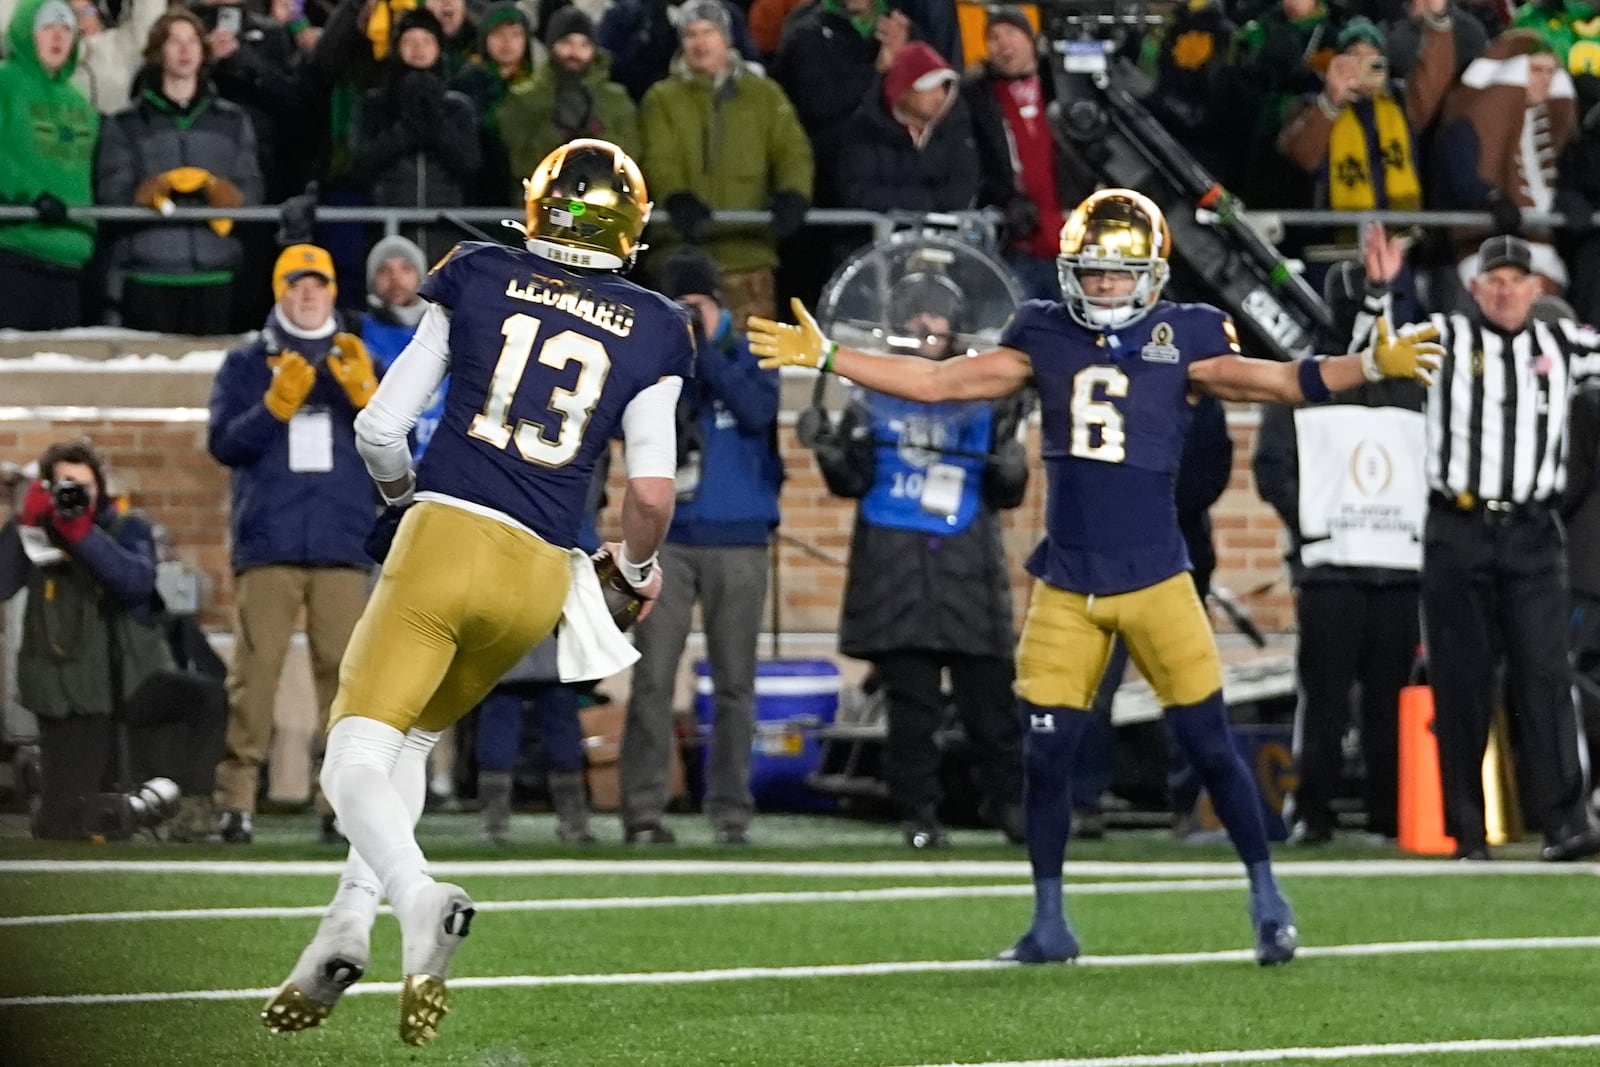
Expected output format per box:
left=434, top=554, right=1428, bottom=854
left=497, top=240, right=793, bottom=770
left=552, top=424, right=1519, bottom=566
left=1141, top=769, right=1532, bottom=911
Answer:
left=327, top=726, right=440, bottom=921
left=321, top=717, right=434, bottom=907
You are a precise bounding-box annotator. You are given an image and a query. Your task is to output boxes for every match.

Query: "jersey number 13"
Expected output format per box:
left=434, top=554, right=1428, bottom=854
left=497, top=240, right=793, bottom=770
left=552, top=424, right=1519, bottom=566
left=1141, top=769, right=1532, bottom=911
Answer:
left=469, top=312, right=611, bottom=467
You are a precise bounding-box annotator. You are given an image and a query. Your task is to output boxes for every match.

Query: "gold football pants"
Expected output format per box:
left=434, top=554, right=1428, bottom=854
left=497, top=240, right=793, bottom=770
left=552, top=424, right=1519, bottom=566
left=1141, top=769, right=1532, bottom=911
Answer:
left=329, top=501, right=571, bottom=734
left=1015, top=572, right=1222, bottom=709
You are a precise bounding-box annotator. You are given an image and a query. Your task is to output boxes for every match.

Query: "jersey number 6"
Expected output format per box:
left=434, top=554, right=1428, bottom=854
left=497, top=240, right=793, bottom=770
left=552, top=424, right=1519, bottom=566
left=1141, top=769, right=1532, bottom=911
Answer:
left=469, top=312, right=611, bottom=467
left=1070, top=364, right=1128, bottom=463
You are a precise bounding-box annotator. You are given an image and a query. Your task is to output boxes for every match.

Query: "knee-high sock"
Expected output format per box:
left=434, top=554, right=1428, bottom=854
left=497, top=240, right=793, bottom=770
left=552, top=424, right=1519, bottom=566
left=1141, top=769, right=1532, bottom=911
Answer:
left=1166, top=691, right=1284, bottom=912
left=322, top=717, right=434, bottom=908
left=1021, top=701, right=1089, bottom=886
left=329, top=727, right=440, bottom=921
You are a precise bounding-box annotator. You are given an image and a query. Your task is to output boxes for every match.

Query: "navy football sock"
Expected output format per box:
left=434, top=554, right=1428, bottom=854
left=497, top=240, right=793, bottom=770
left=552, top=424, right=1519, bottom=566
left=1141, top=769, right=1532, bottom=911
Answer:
left=1020, top=701, right=1088, bottom=884
left=1166, top=691, right=1271, bottom=866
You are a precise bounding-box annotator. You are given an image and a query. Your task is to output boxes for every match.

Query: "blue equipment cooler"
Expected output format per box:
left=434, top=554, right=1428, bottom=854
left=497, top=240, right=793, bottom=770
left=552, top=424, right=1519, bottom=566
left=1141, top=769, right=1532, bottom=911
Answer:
left=694, top=659, right=840, bottom=811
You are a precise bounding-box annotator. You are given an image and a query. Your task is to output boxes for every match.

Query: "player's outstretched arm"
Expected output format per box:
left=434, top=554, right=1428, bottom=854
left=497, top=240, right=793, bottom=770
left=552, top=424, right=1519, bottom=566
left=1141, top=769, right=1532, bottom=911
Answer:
left=748, top=298, right=1033, bottom=403
left=1188, top=313, right=1443, bottom=403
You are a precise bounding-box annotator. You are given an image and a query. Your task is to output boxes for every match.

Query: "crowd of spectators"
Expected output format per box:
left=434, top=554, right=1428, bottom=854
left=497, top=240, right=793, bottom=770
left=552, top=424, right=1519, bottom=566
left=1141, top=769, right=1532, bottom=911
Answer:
left=5, top=0, right=1600, bottom=334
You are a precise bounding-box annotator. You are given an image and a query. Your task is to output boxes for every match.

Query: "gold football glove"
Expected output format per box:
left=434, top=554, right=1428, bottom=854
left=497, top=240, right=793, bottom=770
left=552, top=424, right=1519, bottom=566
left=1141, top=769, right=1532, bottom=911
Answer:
left=1363, top=314, right=1444, bottom=387
left=264, top=352, right=316, bottom=421
left=748, top=298, right=837, bottom=371
left=328, top=333, right=378, bottom=409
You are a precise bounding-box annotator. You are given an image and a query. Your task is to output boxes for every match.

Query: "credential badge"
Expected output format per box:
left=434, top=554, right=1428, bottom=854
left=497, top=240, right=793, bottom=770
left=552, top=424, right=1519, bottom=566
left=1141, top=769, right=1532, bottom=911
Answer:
left=1142, top=321, right=1180, bottom=363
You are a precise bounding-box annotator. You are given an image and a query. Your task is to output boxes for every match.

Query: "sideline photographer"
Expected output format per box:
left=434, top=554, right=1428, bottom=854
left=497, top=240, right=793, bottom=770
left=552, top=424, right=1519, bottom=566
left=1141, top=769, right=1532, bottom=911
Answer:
left=0, top=440, right=221, bottom=840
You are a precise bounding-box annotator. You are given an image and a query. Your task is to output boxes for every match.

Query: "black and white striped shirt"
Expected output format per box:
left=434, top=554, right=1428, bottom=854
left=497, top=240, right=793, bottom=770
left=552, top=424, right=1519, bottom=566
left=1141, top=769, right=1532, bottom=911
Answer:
left=1356, top=296, right=1600, bottom=505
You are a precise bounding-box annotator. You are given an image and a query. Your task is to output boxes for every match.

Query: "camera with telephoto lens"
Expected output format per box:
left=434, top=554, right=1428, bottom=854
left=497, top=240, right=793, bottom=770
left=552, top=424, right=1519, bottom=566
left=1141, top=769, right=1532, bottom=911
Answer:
left=51, top=477, right=91, bottom=519
left=78, top=777, right=182, bottom=840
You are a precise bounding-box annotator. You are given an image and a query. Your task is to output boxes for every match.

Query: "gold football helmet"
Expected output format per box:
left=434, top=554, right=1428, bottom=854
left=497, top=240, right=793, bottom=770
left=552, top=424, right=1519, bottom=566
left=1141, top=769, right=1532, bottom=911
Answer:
left=1057, top=188, right=1171, bottom=329
left=521, top=138, right=651, bottom=270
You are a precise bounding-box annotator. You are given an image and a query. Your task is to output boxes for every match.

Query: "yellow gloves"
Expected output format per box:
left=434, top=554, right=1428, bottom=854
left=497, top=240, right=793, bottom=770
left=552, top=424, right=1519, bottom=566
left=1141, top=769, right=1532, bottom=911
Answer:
left=328, top=333, right=378, bottom=409
left=133, top=167, right=242, bottom=235
left=264, top=352, right=317, bottom=421
left=1362, top=314, right=1445, bottom=387
left=165, top=166, right=212, bottom=195
left=747, top=298, right=837, bottom=371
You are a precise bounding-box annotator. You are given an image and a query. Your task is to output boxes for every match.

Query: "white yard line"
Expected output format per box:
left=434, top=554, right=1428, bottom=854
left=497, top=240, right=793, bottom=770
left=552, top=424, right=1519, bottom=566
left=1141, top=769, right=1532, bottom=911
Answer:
left=894, top=1033, right=1600, bottom=1066
left=4, top=934, right=1599, bottom=1009
left=0, top=858, right=1590, bottom=877
left=0, top=878, right=1247, bottom=927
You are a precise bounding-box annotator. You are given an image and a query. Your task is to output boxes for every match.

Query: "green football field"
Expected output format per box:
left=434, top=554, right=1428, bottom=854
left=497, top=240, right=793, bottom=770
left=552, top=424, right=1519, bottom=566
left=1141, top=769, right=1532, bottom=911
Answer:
left=3, top=812, right=1600, bottom=1067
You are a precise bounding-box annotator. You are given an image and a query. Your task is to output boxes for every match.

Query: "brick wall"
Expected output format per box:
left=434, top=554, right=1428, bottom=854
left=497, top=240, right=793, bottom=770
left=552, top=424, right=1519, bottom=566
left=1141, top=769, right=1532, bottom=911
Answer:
left=0, top=410, right=1297, bottom=637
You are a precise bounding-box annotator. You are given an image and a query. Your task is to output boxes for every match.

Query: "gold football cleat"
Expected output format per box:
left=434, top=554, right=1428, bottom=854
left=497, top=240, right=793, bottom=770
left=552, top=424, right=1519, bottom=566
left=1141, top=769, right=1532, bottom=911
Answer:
left=398, top=974, right=450, bottom=1046
left=261, top=984, right=335, bottom=1033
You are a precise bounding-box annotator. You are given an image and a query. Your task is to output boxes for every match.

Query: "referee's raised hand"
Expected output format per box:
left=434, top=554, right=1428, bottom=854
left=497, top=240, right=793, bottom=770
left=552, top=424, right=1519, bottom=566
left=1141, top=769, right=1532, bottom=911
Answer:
left=1363, top=314, right=1444, bottom=386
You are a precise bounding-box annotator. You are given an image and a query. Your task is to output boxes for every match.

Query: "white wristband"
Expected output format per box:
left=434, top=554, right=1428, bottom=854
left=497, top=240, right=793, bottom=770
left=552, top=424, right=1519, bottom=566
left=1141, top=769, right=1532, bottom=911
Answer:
left=380, top=474, right=415, bottom=507
left=618, top=547, right=657, bottom=588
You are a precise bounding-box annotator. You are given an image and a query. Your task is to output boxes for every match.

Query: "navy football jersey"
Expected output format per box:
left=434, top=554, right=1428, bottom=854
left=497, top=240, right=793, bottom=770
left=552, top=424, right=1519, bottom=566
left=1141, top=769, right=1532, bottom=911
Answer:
left=414, top=242, right=695, bottom=548
left=999, top=299, right=1239, bottom=595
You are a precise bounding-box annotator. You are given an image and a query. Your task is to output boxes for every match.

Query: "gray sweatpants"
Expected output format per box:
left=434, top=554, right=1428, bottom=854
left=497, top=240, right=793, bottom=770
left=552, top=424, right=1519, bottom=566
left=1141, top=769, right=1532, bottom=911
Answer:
left=619, top=542, right=768, bottom=832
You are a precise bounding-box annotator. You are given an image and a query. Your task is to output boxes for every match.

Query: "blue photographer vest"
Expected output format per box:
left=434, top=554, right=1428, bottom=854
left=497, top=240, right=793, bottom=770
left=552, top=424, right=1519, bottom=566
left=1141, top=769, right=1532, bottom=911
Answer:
left=859, top=391, right=993, bottom=536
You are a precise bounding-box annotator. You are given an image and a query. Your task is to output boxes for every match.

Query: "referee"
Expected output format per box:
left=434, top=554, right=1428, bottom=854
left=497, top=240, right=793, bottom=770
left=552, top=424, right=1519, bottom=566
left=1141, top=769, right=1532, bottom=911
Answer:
left=1362, top=225, right=1600, bottom=861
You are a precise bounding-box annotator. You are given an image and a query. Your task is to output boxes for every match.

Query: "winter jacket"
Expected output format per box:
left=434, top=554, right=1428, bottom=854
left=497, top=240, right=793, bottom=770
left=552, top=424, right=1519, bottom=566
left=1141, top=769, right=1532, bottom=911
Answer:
left=771, top=2, right=884, bottom=205
left=498, top=50, right=640, bottom=189
left=96, top=78, right=263, bottom=281
left=598, top=0, right=758, bottom=103
left=72, top=0, right=165, bottom=113
left=205, top=7, right=308, bottom=201
left=0, top=506, right=173, bottom=720
left=207, top=310, right=377, bottom=573
left=640, top=53, right=813, bottom=272
left=450, top=9, right=537, bottom=205
left=1277, top=18, right=1454, bottom=210
left=1563, top=383, right=1600, bottom=599
left=814, top=391, right=1027, bottom=660
left=351, top=64, right=482, bottom=212
left=0, top=0, right=97, bottom=268
left=834, top=82, right=978, bottom=213
left=669, top=314, right=783, bottom=544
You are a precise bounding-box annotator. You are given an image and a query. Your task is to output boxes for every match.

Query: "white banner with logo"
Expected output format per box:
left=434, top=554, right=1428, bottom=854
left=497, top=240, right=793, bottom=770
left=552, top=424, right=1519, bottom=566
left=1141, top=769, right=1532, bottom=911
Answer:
left=1294, top=405, right=1426, bottom=571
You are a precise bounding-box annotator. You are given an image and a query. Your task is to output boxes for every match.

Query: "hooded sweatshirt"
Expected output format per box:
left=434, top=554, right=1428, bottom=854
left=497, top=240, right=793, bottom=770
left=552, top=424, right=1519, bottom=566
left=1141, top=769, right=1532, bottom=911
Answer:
left=0, top=0, right=97, bottom=268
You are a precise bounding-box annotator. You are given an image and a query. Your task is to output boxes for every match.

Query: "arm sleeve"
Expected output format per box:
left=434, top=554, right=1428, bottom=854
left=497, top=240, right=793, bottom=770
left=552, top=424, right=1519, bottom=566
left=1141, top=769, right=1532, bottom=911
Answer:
left=74, top=515, right=158, bottom=609
left=207, top=348, right=285, bottom=467
left=355, top=303, right=452, bottom=482
left=697, top=340, right=779, bottom=432
left=621, top=376, right=685, bottom=479
left=1563, top=320, right=1600, bottom=382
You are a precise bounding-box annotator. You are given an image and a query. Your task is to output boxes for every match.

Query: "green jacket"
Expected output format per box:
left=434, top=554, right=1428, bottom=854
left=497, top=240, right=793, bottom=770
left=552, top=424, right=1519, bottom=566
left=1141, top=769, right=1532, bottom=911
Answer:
left=0, top=0, right=97, bottom=268
left=15, top=517, right=175, bottom=721
left=641, top=54, right=813, bottom=273
left=498, top=52, right=640, bottom=187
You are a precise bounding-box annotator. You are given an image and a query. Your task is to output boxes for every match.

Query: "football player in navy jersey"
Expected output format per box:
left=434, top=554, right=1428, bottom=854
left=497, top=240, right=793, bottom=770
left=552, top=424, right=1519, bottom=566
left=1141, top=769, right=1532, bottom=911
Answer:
left=260, top=139, right=692, bottom=1045
left=750, top=188, right=1443, bottom=967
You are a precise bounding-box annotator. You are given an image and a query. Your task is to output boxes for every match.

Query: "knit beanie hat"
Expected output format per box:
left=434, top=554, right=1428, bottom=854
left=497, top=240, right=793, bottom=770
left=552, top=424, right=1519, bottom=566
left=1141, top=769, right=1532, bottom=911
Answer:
left=366, top=235, right=428, bottom=291
left=393, top=6, right=444, bottom=48
left=1336, top=15, right=1385, bottom=53
left=882, top=41, right=956, bottom=110
left=985, top=6, right=1034, bottom=40
left=34, top=0, right=76, bottom=33
left=544, top=4, right=595, bottom=45
left=673, top=0, right=731, bottom=41
left=657, top=245, right=723, bottom=301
